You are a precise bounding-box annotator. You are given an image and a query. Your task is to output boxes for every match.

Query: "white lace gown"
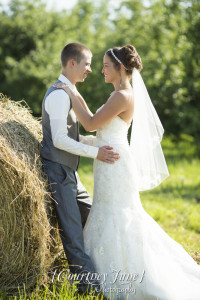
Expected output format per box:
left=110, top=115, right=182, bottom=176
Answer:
left=83, top=115, right=200, bottom=300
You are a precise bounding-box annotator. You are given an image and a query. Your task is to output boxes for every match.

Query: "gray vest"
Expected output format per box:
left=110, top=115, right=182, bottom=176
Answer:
left=41, top=80, right=80, bottom=170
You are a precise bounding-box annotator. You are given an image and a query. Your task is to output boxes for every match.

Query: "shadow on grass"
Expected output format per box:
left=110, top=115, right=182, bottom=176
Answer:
left=162, top=134, right=200, bottom=161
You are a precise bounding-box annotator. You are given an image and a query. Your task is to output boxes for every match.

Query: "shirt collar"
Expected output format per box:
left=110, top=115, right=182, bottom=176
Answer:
left=58, top=74, right=77, bottom=92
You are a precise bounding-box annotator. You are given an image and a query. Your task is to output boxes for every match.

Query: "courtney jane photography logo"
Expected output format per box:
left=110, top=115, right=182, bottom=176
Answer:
left=52, top=268, right=145, bottom=296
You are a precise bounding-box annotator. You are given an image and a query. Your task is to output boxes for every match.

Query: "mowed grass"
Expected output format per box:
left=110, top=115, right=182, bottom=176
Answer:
left=1, top=134, right=200, bottom=299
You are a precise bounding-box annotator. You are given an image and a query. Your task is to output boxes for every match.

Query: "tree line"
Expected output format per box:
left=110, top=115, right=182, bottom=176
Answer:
left=0, top=0, right=199, bottom=142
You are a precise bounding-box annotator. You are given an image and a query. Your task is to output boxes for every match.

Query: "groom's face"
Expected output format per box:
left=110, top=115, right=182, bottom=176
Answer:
left=74, top=51, right=92, bottom=82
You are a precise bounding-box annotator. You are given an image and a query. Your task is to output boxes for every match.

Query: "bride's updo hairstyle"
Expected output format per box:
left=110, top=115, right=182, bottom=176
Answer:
left=106, top=44, right=142, bottom=75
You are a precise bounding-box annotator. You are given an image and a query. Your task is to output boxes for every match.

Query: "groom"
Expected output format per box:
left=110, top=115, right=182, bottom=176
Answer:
left=41, top=42, right=119, bottom=294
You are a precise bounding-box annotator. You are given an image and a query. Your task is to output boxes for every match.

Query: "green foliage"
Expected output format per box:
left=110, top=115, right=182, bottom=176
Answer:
left=113, top=0, right=200, bottom=141
left=0, top=0, right=199, bottom=140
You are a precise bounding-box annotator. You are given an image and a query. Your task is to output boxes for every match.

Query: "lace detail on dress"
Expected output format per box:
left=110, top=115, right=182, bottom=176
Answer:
left=83, top=116, right=200, bottom=300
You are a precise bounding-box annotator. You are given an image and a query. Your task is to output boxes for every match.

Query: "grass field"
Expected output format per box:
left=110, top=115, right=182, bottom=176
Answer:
left=1, top=134, right=200, bottom=299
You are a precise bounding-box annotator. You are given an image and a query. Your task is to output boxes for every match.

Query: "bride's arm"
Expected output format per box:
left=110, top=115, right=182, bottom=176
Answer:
left=76, top=91, right=93, bottom=116
left=54, top=84, right=128, bottom=132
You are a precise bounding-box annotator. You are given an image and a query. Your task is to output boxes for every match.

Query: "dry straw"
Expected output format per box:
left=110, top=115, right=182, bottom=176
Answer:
left=0, top=94, right=63, bottom=293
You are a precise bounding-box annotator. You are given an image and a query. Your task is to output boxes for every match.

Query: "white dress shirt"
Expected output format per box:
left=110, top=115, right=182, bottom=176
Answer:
left=45, top=74, right=98, bottom=159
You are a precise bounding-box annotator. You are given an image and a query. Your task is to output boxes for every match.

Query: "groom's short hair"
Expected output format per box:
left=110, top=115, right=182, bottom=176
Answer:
left=61, top=43, right=91, bottom=66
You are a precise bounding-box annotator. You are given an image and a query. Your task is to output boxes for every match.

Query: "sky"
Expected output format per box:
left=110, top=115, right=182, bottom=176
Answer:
left=42, top=0, right=78, bottom=11
left=0, top=0, right=123, bottom=12
left=0, top=0, right=79, bottom=11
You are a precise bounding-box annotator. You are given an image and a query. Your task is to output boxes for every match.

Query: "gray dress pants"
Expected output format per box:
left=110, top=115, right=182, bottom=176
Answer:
left=42, top=158, right=95, bottom=277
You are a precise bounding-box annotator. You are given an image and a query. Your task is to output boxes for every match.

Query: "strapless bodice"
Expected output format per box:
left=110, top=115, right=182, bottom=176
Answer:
left=96, top=114, right=131, bottom=147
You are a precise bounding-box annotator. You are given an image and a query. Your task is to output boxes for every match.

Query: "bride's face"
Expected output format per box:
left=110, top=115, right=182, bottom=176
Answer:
left=102, top=54, right=119, bottom=83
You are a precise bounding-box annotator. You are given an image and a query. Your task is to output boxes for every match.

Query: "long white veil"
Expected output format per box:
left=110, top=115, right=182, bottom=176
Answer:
left=130, top=68, right=169, bottom=191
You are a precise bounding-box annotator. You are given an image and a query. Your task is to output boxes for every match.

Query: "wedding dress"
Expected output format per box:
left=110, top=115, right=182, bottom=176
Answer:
left=83, top=113, right=200, bottom=300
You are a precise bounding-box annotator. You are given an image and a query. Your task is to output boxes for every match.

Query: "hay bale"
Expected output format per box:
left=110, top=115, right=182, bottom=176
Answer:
left=0, top=94, right=62, bottom=293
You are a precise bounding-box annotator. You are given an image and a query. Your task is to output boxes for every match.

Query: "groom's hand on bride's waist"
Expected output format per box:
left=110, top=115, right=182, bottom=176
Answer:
left=97, top=146, right=120, bottom=164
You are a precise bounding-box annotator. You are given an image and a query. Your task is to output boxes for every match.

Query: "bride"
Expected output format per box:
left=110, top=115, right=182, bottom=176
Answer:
left=54, top=45, right=200, bottom=300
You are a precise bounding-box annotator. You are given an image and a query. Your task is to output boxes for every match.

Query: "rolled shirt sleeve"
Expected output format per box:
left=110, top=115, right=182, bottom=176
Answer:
left=45, top=89, right=99, bottom=159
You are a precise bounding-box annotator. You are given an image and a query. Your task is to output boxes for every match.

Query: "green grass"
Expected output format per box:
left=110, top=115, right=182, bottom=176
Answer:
left=1, top=134, right=200, bottom=299
left=0, top=282, right=104, bottom=300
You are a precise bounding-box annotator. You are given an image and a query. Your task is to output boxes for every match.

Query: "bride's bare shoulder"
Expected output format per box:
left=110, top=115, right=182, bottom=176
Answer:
left=110, top=89, right=130, bottom=99
left=110, top=89, right=134, bottom=106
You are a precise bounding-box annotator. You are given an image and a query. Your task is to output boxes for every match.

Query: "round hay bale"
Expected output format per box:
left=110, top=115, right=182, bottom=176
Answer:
left=0, top=94, right=63, bottom=293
